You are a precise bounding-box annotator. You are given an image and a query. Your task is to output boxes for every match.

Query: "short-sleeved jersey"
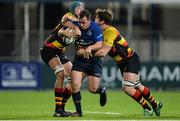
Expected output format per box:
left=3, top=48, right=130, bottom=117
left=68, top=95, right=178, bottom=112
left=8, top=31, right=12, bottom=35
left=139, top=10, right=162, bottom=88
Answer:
left=103, top=26, right=134, bottom=63
left=43, top=12, right=78, bottom=53
left=72, top=21, right=103, bottom=50
left=72, top=21, right=103, bottom=77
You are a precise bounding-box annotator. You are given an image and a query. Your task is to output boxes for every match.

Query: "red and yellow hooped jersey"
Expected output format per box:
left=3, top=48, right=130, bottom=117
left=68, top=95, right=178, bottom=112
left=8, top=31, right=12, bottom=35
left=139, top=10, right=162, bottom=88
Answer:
left=61, top=12, right=78, bottom=23
left=103, top=26, right=134, bottom=63
left=44, top=12, right=78, bottom=52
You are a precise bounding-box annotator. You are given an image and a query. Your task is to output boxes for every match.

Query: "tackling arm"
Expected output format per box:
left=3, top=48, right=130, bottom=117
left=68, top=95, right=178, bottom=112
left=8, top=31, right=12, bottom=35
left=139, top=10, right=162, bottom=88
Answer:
left=86, top=41, right=103, bottom=52
left=95, top=28, right=117, bottom=57
left=84, top=41, right=103, bottom=59
left=77, top=41, right=103, bottom=59
left=94, top=45, right=111, bottom=57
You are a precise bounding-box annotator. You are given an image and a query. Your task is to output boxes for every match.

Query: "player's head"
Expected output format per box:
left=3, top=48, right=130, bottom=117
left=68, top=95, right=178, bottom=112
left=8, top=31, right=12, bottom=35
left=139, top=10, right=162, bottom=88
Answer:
left=78, top=9, right=91, bottom=30
left=69, top=1, right=84, bottom=16
left=95, top=8, right=113, bottom=26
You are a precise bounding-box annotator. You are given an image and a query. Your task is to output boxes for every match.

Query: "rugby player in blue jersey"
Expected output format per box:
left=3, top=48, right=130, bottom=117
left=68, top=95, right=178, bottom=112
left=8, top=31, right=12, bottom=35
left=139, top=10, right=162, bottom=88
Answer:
left=69, top=9, right=107, bottom=117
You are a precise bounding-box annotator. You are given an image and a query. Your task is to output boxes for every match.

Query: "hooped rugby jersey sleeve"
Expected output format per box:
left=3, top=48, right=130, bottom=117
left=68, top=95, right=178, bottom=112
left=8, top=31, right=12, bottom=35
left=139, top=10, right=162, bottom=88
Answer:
left=103, top=27, right=119, bottom=47
left=61, top=12, right=77, bottom=23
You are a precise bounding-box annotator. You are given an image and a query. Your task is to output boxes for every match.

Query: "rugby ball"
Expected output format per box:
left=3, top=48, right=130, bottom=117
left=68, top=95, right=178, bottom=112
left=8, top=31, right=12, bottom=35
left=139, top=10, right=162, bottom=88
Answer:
left=62, top=36, right=75, bottom=46
left=62, top=28, right=76, bottom=46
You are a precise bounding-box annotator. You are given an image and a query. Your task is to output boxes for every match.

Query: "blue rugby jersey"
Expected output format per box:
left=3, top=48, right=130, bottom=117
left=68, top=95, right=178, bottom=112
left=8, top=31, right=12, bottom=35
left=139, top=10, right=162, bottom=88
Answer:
left=71, top=20, right=103, bottom=76
left=72, top=21, right=103, bottom=50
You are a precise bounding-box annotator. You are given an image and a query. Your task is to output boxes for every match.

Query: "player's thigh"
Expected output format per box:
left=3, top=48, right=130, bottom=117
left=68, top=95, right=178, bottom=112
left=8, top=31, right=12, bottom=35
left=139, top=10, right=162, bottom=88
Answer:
left=48, top=57, right=63, bottom=69
left=88, top=76, right=101, bottom=91
left=122, top=52, right=140, bottom=83
left=123, top=72, right=139, bottom=83
left=40, top=46, right=63, bottom=70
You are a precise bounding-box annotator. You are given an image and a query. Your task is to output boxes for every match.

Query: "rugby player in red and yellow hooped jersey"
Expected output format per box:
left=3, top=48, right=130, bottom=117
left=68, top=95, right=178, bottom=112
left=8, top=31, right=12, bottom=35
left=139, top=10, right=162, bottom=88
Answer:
left=40, top=1, right=84, bottom=117
left=94, top=9, right=163, bottom=116
left=102, top=26, right=133, bottom=64
left=44, top=1, right=84, bottom=51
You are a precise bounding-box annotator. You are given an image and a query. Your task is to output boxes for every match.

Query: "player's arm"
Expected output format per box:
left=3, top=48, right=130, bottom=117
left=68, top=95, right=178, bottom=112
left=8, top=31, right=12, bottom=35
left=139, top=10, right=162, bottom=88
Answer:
left=61, top=14, right=79, bottom=31
left=60, top=13, right=74, bottom=27
left=64, top=21, right=81, bottom=37
left=95, top=45, right=111, bottom=57
left=84, top=24, right=104, bottom=58
left=86, top=41, right=103, bottom=52
left=58, top=23, right=81, bottom=39
left=63, top=21, right=79, bottom=30
left=83, top=28, right=103, bottom=59
left=84, top=41, right=102, bottom=59
left=58, top=27, right=74, bottom=38
left=51, top=22, right=62, bottom=34
left=60, top=13, right=81, bottom=36
left=50, top=14, right=66, bottom=34
left=95, top=29, right=117, bottom=57
left=77, top=41, right=102, bottom=58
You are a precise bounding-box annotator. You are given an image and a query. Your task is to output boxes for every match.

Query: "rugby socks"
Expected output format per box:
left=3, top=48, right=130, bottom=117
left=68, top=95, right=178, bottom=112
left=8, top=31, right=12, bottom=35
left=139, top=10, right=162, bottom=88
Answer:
left=62, top=87, right=72, bottom=111
left=54, top=88, right=64, bottom=112
left=131, top=90, right=151, bottom=110
left=141, top=87, right=157, bottom=109
left=72, top=91, right=82, bottom=115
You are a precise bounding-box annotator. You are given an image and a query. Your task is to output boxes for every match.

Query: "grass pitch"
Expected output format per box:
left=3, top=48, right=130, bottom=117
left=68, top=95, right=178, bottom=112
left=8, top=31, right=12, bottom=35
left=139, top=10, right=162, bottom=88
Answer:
left=0, top=90, right=180, bottom=120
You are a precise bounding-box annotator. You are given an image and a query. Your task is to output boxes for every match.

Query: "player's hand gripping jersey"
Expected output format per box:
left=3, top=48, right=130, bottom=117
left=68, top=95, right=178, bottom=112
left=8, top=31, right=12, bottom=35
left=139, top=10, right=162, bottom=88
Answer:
left=103, top=26, right=134, bottom=63
left=43, top=12, right=78, bottom=53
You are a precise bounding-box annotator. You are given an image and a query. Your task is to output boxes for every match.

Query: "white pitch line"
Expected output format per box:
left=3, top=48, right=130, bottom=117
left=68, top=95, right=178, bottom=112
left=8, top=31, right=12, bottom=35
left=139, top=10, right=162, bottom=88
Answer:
left=0, top=111, right=179, bottom=121
left=77, top=110, right=122, bottom=115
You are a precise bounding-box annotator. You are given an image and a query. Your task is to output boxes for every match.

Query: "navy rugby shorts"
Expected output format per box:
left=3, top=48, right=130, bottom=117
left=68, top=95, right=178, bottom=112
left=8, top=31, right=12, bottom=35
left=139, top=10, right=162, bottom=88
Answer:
left=72, top=55, right=102, bottom=77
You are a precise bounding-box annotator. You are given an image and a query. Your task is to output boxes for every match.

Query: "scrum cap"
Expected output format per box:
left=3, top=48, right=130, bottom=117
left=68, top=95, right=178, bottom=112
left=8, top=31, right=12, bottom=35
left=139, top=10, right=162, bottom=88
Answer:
left=69, top=1, right=84, bottom=14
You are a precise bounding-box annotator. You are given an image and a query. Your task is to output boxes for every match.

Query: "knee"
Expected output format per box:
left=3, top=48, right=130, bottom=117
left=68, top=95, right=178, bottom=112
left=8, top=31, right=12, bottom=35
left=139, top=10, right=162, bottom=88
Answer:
left=56, top=71, right=64, bottom=82
left=88, top=86, right=97, bottom=93
left=65, top=83, right=72, bottom=90
left=71, top=81, right=81, bottom=92
left=122, top=80, right=135, bottom=93
left=122, top=85, right=130, bottom=93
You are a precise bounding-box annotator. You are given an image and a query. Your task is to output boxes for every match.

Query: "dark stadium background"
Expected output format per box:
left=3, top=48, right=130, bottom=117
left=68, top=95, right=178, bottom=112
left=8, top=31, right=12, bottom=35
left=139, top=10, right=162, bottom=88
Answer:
left=0, top=0, right=180, bottom=90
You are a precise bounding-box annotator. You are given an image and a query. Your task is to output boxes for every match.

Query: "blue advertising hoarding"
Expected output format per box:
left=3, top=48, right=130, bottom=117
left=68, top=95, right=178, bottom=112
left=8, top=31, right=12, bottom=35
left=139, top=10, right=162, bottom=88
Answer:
left=0, top=62, right=40, bottom=89
left=100, top=61, right=180, bottom=90
left=40, top=61, right=180, bottom=90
